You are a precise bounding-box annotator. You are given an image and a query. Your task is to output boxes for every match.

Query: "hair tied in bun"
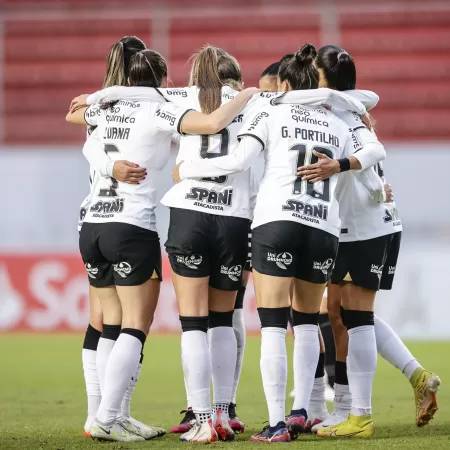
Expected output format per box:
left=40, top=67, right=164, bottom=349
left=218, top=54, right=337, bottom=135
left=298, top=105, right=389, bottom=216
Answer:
left=295, top=43, right=317, bottom=65
left=337, top=50, right=349, bottom=61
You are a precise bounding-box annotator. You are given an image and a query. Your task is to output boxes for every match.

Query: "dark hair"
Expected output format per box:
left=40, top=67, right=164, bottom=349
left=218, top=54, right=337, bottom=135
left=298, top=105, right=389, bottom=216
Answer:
left=189, top=45, right=242, bottom=113
left=128, top=49, right=167, bottom=87
left=278, top=44, right=318, bottom=90
left=316, top=45, right=356, bottom=91
left=103, top=36, right=146, bottom=87
left=260, top=61, right=280, bottom=78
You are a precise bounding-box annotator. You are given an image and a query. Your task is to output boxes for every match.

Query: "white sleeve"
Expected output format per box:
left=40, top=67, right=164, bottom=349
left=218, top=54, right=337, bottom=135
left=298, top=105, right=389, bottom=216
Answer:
left=351, top=127, right=386, bottom=170
left=356, top=168, right=386, bottom=203
left=82, top=130, right=114, bottom=178
left=272, top=88, right=366, bottom=115
left=179, top=136, right=262, bottom=179
left=154, top=102, right=194, bottom=134
left=84, top=104, right=101, bottom=127
left=344, top=90, right=379, bottom=111
left=86, top=86, right=167, bottom=105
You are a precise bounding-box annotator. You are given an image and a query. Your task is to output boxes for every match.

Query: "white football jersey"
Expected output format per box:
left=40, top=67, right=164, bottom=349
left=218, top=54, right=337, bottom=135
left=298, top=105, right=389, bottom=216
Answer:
left=83, top=99, right=187, bottom=231
left=334, top=110, right=402, bottom=241
left=242, top=103, right=355, bottom=237
left=160, top=86, right=266, bottom=219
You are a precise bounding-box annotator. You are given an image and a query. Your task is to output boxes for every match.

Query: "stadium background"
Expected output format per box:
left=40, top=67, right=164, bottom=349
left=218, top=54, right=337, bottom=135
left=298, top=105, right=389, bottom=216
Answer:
left=1, top=0, right=450, bottom=340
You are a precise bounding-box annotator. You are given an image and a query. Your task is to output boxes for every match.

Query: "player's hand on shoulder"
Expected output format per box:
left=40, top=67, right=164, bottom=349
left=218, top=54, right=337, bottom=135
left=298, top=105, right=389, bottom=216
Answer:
left=69, top=94, right=89, bottom=112
left=297, top=150, right=340, bottom=182
left=113, top=161, right=147, bottom=184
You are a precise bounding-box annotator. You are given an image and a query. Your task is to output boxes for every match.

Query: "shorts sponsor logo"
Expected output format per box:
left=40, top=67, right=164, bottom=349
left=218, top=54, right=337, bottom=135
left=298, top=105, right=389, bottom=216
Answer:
left=176, top=255, right=203, bottom=270
left=220, top=264, right=242, bottom=282
left=313, top=258, right=334, bottom=275
left=370, top=264, right=384, bottom=279
left=85, top=263, right=98, bottom=279
left=113, top=262, right=132, bottom=278
left=388, top=265, right=396, bottom=275
left=267, top=252, right=293, bottom=270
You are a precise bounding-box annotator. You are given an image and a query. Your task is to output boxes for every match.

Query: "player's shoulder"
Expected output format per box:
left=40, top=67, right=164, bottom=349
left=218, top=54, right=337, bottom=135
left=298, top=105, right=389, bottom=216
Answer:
left=333, top=108, right=365, bottom=131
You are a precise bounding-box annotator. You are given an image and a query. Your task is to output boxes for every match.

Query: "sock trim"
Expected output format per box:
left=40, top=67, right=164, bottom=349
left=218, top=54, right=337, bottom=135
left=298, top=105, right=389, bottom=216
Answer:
left=121, top=328, right=146, bottom=346
left=179, top=315, right=208, bottom=333
left=101, top=324, right=121, bottom=341
left=208, top=310, right=233, bottom=328
left=83, top=324, right=102, bottom=350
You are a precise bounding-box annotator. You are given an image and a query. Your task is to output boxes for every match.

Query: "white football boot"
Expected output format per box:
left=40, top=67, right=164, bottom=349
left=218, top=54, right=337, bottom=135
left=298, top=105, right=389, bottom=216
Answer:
left=121, top=416, right=165, bottom=439
left=89, top=420, right=145, bottom=442
left=180, top=419, right=218, bottom=443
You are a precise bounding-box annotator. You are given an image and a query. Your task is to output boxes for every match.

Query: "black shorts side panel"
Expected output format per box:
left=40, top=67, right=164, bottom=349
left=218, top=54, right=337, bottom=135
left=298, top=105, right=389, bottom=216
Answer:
left=165, top=208, right=249, bottom=290
left=252, top=221, right=338, bottom=283
left=380, top=231, right=402, bottom=290
left=331, top=234, right=391, bottom=291
left=80, top=222, right=161, bottom=287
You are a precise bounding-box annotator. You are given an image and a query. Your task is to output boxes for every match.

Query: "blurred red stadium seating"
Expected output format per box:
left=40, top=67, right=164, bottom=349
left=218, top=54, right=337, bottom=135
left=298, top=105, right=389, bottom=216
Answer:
left=2, top=0, right=450, bottom=144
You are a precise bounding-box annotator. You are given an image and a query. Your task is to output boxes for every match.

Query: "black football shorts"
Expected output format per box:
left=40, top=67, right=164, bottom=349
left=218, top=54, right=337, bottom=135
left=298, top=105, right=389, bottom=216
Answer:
left=331, top=233, right=399, bottom=291
left=252, top=220, right=339, bottom=283
left=165, top=208, right=249, bottom=291
left=79, top=222, right=162, bottom=287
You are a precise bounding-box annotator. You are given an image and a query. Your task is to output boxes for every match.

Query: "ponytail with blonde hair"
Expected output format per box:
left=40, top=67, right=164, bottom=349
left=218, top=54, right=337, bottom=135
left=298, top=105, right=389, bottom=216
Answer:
left=103, top=35, right=146, bottom=87
left=189, top=45, right=242, bottom=113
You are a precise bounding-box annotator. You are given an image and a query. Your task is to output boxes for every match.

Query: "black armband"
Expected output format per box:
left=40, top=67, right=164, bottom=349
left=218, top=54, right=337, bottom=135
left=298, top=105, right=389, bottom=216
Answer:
left=338, top=158, right=351, bottom=172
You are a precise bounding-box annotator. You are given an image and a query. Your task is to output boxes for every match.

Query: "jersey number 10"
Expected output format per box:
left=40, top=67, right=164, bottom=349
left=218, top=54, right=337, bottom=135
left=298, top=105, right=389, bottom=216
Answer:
left=289, top=144, right=333, bottom=202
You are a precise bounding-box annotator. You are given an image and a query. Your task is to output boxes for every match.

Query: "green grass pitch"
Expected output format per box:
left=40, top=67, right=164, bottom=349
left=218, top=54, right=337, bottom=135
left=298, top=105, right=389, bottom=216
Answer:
left=1, top=334, right=449, bottom=449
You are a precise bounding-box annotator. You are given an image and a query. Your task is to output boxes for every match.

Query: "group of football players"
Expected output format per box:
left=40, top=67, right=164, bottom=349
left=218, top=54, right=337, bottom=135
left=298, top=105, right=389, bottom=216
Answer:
left=66, top=35, right=440, bottom=443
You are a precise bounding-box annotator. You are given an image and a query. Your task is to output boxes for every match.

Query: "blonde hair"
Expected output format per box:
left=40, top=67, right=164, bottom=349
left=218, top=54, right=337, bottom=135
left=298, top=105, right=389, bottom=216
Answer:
left=103, top=36, right=146, bottom=87
left=189, top=45, right=242, bottom=113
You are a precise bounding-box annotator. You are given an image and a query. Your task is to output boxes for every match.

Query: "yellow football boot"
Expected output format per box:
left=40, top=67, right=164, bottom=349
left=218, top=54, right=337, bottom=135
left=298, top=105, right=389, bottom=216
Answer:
left=317, top=414, right=374, bottom=438
left=410, top=368, right=441, bottom=427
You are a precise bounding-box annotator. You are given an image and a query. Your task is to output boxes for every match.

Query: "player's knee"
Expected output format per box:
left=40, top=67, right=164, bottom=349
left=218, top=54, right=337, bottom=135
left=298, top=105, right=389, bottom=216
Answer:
left=342, top=308, right=374, bottom=330
left=208, top=310, right=233, bottom=328
left=179, top=315, right=209, bottom=333
left=257, top=306, right=290, bottom=329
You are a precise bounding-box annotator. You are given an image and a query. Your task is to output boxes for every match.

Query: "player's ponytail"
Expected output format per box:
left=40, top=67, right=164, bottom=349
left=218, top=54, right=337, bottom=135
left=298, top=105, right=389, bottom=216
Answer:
left=189, top=45, right=242, bottom=113
left=316, top=45, right=356, bottom=91
left=103, top=36, right=146, bottom=87
left=128, top=49, right=167, bottom=87
left=278, top=43, right=319, bottom=90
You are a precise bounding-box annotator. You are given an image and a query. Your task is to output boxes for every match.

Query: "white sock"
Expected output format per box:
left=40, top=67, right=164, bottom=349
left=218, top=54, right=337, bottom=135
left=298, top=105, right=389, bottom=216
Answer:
left=209, top=326, right=237, bottom=409
left=308, top=376, right=328, bottom=418
left=334, top=383, right=351, bottom=413
left=292, top=324, right=320, bottom=412
left=260, top=327, right=287, bottom=427
left=375, top=315, right=422, bottom=379
left=182, top=330, right=211, bottom=416
left=183, top=371, right=191, bottom=408
left=96, top=332, right=143, bottom=424
left=347, top=325, right=377, bottom=416
left=232, top=308, right=246, bottom=404
left=96, top=337, right=116, bottom=392
left=120, top=361, right=142, bottom=419
left=82, top=349, right=101, bottom=419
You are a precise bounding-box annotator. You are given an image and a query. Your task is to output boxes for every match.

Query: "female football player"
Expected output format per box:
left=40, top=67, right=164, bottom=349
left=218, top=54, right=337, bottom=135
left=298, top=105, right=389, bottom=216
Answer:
left=283, top=45, right=441, bottom=437
left=67, top=48, right=258, bottom=442
left=174, top=43, right=387, bottom=442
left=75, top=35, right=160, bottom=440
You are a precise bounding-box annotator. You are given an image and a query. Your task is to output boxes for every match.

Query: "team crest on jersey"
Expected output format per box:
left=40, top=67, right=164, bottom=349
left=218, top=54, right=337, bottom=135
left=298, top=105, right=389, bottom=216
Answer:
left=313, top=258, right=334, bottom=275
left=220, top=265, right=242, bottom=282
left=267, top=252, right=293, bottom=270
left=113, top=262, right=132, bottom=278
left=370, top=264, right=384, bottom=279
left=176, top=255, right=203, bottom=270
left=84, top=263, right=99, bottom=279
